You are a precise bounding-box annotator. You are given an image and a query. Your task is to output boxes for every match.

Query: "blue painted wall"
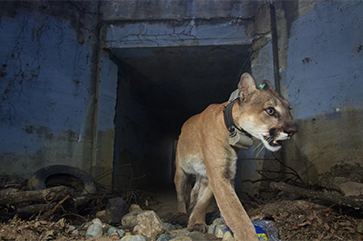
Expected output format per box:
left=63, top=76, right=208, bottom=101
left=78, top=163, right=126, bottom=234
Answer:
left=281, top=1, right=363, bottom=180
left=92, top=53, right=118, bottom=185
left=283, top=1, right=363, bottom=120
left=0, top=4, right=98, bottom=178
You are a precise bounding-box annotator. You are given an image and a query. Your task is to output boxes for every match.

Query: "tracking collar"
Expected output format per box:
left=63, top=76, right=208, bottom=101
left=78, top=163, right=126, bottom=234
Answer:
left=223, top=89, right=254, bottom=149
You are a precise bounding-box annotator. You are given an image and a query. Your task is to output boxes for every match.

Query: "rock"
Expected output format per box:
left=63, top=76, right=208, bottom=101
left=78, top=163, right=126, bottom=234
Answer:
left=339, top=182, right=363, bottom=196
left=207, top=224, right=216, bottom=234
left=107, top=227, right=118, bottom=236
left=122, top=210, right=144, bottom=228
left=82, top=221, right=93, bottom=230
left=96, top=210, right=108, bottom=223
left=356, top=220, right=363, bottom=233
left=222, top=231, right=234, bottom=241
left=117, top=229, right=126, bottom=238
left=87, top=238, right=118, bottom=241
left=173, top=224, right=183, bottom=230
left=86, top=223, right=103, bottom=238
left=212, top=218, right=224, bottom=226
left=208, top=218, right=225, bottom=235
left=109, top=233, right=121, bottom=240
left=188, top=231, right=211, bottom=241
left=67, top=225, right=79, bottom=236
left=170, top=237, right=193, bottom=241
left=130, top=204, right=143, bottom=211
left=105, top=197, right=129, bottom=224
left=170, top=228, right=190, bottom=237
left=121, top=235, right=147, bottom=241
left=214, top=224, right=228, bottom=238
left=133, top=225, right=140, bottom=234
left=92, top=218, right=103, bottom=226
left=68, top=225, right=77, bottom=231
left=156, top=233, right=174, bottom=241
left=164, top=223, right=175, bottom=230
left=136, top=210, right=169, bottom=241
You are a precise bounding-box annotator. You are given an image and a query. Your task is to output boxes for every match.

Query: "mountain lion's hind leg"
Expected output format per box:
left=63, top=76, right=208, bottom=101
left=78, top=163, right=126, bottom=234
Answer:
left=174, top=160, right=188, bottom=213
left=189, top=175, right=202, bottom=212
left=187, top=177, right=212, bottom=233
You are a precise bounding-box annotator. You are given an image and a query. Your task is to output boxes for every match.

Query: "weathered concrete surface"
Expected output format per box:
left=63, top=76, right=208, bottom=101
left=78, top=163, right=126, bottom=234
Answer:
left=283, top=108, right=363, bottom=182
left=251, top=4, right=274, bottom=84
left=0, top=2, right=100, bottom=179
left=279, top=1, right=363, bottom=182
left=91, top=53, right=118, bottom=186
left=104, top=19, right=253, bottom=49
left=100, top=0, right=258, bottom=20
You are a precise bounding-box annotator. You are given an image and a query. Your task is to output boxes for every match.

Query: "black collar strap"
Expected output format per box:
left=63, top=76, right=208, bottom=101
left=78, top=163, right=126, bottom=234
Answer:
left=223, top=98, right=253, bottom=139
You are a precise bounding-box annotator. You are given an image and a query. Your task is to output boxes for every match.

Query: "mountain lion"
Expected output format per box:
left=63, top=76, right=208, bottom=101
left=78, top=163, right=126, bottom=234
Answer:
left=174, top=73, right=297, bottom=240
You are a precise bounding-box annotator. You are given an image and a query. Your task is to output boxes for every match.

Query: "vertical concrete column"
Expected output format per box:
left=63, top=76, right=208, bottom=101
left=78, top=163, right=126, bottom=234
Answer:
left=251, top=4, right=275, bottom=85
left=91, top=51, right=118, bottom=187
left=240, top=4, right=278, bottom=196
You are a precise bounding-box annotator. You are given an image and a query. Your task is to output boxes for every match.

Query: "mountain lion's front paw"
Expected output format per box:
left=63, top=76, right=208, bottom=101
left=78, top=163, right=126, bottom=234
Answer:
left=187, top=222, right=208, bottom=233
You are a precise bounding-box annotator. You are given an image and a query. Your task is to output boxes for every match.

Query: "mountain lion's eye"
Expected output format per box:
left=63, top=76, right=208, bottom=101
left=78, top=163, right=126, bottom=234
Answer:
left=266, top=107, right=275, bottom=116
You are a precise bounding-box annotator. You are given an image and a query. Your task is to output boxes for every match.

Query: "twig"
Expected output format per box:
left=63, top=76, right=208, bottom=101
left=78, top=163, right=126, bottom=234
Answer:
left=271, top=152, right=304, bottom=185
left=39, top=195, right=70, bottom=220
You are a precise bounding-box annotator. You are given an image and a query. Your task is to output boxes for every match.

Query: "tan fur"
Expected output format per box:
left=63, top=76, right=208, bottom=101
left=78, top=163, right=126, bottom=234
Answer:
left=174, top=73, right=297, bottom=241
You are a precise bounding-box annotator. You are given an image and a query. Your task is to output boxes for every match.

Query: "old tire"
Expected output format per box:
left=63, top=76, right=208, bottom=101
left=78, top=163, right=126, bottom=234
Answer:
left=27, top=165, right=97, bottom=195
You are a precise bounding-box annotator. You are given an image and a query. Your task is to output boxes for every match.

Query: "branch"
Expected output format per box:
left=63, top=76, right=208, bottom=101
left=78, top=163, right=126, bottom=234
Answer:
left=270, top=182, right=363, bottom=210
left=0, top=186, right=72, bottom=205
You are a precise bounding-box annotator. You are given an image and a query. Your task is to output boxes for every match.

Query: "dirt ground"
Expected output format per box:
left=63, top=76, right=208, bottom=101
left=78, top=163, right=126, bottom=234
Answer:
left=1, top=164, right=363, bottom=240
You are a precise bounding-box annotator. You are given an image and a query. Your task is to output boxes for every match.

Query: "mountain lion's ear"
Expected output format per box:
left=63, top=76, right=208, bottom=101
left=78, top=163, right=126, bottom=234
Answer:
left=238, top=73, right=257, bottom=101
left=260, top=80, right=274, bottom=90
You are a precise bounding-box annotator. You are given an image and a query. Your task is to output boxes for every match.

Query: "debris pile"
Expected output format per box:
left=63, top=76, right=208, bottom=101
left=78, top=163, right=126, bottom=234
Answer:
left=1, top=163, right=363, bottom=240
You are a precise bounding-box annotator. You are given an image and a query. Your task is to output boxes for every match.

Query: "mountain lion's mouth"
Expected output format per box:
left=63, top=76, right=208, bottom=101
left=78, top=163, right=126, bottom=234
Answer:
left=263, top=135, right=281, bottom=147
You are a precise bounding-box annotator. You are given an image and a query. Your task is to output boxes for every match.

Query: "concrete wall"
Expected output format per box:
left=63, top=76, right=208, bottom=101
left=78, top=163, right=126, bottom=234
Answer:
left=0, top=2, right=101, bottom=180
left=277, top=1, right=363, bottom=182
left=100, top=0, right=258, bottom=20
left=92, top=52, right=118, bottom=186
left=2, top=0, right=362, bottom=191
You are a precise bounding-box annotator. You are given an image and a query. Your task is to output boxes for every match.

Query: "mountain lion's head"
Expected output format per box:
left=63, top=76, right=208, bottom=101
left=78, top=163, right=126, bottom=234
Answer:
left=235, top=73, right=297, bottom=152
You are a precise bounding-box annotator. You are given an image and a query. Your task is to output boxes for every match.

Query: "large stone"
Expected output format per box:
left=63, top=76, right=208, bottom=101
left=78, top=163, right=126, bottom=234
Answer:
left=170, top=228, right=190, bottom=238
left=96, top=210, right=109, bottom=223
left=222, top=231, right=235, bottom=241
left=136, top=210, right=169, bottom=241
left=170, top=237, right=193, bottom=241
left=121, top=235, right=147, bottom=241
left=122, top=211, right=144, bottom=228
left=130, top=204, right=143, bottom=211
left=208, top=218, right=225, bottom=235
left=86, top=223, right=103, bottom=238
left=105, top=197, right=129, bottom=224
left=156, top=233, right=174, bottom=241
left=339, top=182, right=363, bottom=196
left=213, top=224, right=228, bottom=238
left=188, top=231, right=211, bottom=241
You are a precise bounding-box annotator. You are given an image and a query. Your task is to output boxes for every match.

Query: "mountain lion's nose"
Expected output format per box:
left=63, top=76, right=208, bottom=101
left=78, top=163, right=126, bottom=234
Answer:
left=285, top=122, right=297, bottom=137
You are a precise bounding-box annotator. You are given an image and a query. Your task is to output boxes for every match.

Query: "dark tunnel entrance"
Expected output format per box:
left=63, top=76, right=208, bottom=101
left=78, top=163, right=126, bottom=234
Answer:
left=110, top=45, right=252, bottom=190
